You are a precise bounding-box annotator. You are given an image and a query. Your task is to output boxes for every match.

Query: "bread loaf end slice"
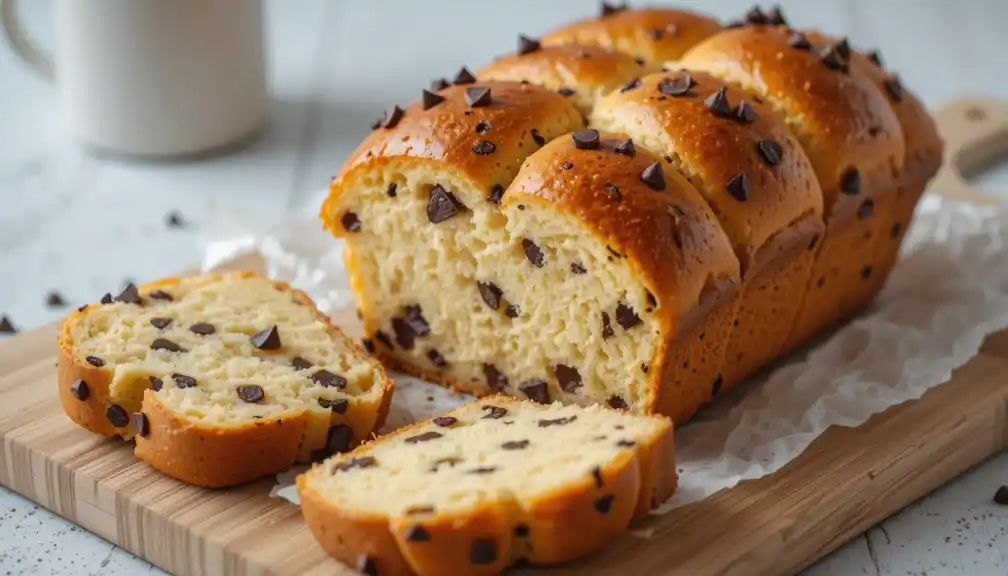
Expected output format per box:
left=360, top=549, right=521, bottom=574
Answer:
left=298, top=396, right=675, bottom=576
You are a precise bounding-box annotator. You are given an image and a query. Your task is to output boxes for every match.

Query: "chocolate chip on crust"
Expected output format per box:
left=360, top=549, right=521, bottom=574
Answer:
left=572, top=129, right=601, bottom=150
left=726, top=173, right=751, bottom=202
left=422, top=89, right=445, bottom=110
left=453, top=67, right=477, bottom=85
left=883, top=75, right=904, bottom=101
left=594, top=494, right=615, bottom=514
left=704, top=86, right=732, bottom=118
left=557, top=87, right=576, bottom=97
left=857, top=199, right=875, bottom=220
left=131, top=412, right=150, bottom=437
left=712, top=374, right=724, bottom=397
left=640, top=162, right=666, bottom=191
left=99, top=293, right=114, bottom=305
left=735, top=100, right=758, bottom=124
left=405, top=524, right=431, bottom=542
left=658, top=75, right=694, bottom=97
left=614, top=137, right=636, bottom=156
left=840, top=168, right=861, bottom=195
left=251, top=325, right=281, bottom=350
left=70, top=379, right=89, bottom=401
left=105, top=404, right=129, bottom=427
left=757, top=140, right=783, bottom=166
left=861, top=265, right=873, bottom=279
left=379, top=105, right=405, bottom=129
left=530, top=129, right=546, bottom=147
left=517, top=34, right=541, bottom=55
left=787, top=31, right=812, bottom=50
left=555, top=364, right=582, bottom=392
left=519, top=379, right=548, bottom=404
left=470, top=539, right=498, bottom=565
left=621, top=77, right=641, bottom=93
left=465, top=86, right=493, bottom=108
left=472, top=140, right=496, bottom=155
left=356, top=555, right=378, bottom=576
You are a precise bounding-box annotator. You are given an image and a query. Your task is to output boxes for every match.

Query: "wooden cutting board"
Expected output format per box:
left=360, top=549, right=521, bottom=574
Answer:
left=2, top=99, right=1007, bottom=576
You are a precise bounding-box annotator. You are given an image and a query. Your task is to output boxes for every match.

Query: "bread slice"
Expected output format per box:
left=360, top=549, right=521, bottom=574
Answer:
left=57, top=271, right=393, bottom=487
left=298, top=396, right=675, bottom=576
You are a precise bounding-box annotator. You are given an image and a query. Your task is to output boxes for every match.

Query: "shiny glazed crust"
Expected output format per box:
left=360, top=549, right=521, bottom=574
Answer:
left=297, top=396, right=677, bottom=576
left=57, top=272, right=395, bottom=488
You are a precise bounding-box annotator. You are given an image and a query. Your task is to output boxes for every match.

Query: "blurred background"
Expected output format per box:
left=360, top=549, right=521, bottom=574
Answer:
left=1, top=1, right=1007, bottom=573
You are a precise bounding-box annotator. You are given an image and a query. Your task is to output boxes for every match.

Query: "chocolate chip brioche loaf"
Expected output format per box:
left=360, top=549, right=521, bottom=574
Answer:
left=58, top=272, right=393, bottom=487
left=298, top=396, right=675, bottom=576
left=321, top=4, right=942, bottom=424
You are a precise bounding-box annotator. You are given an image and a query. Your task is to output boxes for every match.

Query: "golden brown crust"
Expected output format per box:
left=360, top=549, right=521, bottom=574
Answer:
left=323, top=81, right=585, bottom=237
left=541, top=6, right=724, bottom=68
left=477, top=44, right=646, bottom=115
left=57, top=271, right=395, bottom=488
left=591, top=69, right=825, bottom=270
left=505, top=131, right=740, bottom=330
left=680, top=25, right=906, bottom=222
left=297, top=396, right=676, bottom=574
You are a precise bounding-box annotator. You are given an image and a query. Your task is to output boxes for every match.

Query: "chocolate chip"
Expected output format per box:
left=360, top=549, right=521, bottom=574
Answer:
left=621, top=77, right=641, bottom=93
left=735, top=100, right=757, bottom=124
left=429, top=457, right=462, bottom=472
left=427, top=185, right=466, bottom=223
left=538, top=415, right=577, bottom=427
left=405, top=431, right=443, bottom=444
left=85, top=355, right=105, bottom=367
left=504, top=305, right=520, bottom=318
left=557, top=87, right=575, bottom=97
left=131, top=412, right=150, bottom=437
left=453, top=67, right=477, bottom=85
left=172, top=373, right=197, bottom=388
left=375, top=330, right=394, bottom=350
left=472, top=140, right=496, bottom=155
left=356, top=555, right=378, bottom=576
left=594, top=494, right=615, bottom=514
left=640, top=162, right=666, bottom=191
left=149, top=317, right=172, bottom=330
left=555, top=364, right=582, bottom=392
left=517, top=34, right=541, bottom=55
left=571, top=262, right=587, bottom=274
left=522, top=238, right=545, bottom=267
left=433, top=416, right=458, bottom=427
left=861, top=265, right=873, bottom=279
left=99, top=293, right=114, bottom=305
left=519, top=379, right=548, bottom=403
left=151, top=338, right=185, bottom=353
left=392, top=318, right=416, bottom=349
left=820, top=45, right=848, bottom=72
left=600, top=1, right=626, bottom=17
left=292, top=357, right=313, bottom=371
left=502, top=440, right=530, bottom=450
left=768, top=6, right=788, bottom=26
left=744, top=6, right=770, bottom=24
left=484, top=364, right=508, bottom=392
left=325, top=424, right=354, bottom=454
left=105, top=404, right=128, bottom=427
left=834, top=38, right=851, bottom=59
left=149, top=376, right=163, bottom=392
left=362, top=338, right=375, bottom=353
left=482, top=405, right=508, bottom=419
left=608, top=139, right=636, bottom=160
left=994, top=485, right=1008, bottom=505
left=608, top=395, right=628, bottom=410
left=484, top=184, right=505, bottom=204
left=406, top=505, right=436, bottom=515
left=530, top=129, right=546, bottom=146
left=891, top=221, right=903, bottom=238
left=726, top=173, right=751, bottom=202
left=70, top=379, right=89, bottom=401
left=0, top=315, right=19, bottom=334
left=431, top=77, right=450, bottom=91
left=318, top=398, right=349, bottom=413
left=867, top=50, right=884, bottom=67
left=641, top=363, right=649, bottom=373
left=45, top=291, right=66, bottom=308
left=616, top=439, right=635, bottom=447
left=572, top=129, right=600, bottom=150
left=561, top=161, right=574, bottom=170
left=465, top=86, right=492, bottom=107
left=648, top=28, right=664, bottom=41
left=473, top=121, right=492, bottom=136
left=840, top=168, right=861, bottom=195
left=405, top=524, right=431, bottom=542
left=427, top=349, right=447, bottom=368
left=615, top=302, right=641, bottom=330
left=601, top=312, right=614, bottom=339
left=514, top=524, right=530, bottom=537
left=310, top=369, right=347, bottom=389
left=600, top=184, right=621, bottom=202
left=658, top=75, right=694, bottom=96
left=477, top=281, right=503, bottom=310
left=189, top=322, right=215, bottom=336
left=250, top=325, right=281, bottom=350
left=341, top=212, right=362, bottom=232
left=381, top=105, right=406, bottom=129
left=470, top=539, right=498, bottom=565
left=468, top=466, right=498, bottom=475
left=115, top=283, right=141, bottom=305
left=237, top=384, right=264, bottom=403
left=757, top=140, right=783, bottom=166
left=857, top=199, right=875, bottom=220
left=422, top=89, right=445, bottom=110
left=333, top=456, right=376, bottom=472
left=704, top=87, right=732, bottom=118
left=787, top=31, right=811, bottom=50
left=148, top=290, right=172, bottom=302
left=712, top=374, right=723, bottom=397
left=883, top=75, right=904, bottom=101
left=403, top=305, right=430, bottom=337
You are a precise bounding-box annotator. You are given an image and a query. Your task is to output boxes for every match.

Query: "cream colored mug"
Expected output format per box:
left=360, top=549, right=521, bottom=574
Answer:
left=0, top=0, right=268, bottom=158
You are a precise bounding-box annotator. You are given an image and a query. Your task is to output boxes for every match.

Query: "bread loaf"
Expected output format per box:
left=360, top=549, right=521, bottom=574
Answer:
left=297, top=395, right=675, bottom=576
left=320, top=5, right=942, bottom=424
left=58, top=272, right=393, bottom=487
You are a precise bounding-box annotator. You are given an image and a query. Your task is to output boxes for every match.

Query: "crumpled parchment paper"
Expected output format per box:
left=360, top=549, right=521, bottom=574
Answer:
left=200, top=193, right=1008, bottom=513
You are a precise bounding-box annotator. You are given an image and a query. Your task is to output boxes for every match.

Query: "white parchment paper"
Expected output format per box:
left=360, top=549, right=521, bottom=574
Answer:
left=200, top=194, right=1008, bottom=512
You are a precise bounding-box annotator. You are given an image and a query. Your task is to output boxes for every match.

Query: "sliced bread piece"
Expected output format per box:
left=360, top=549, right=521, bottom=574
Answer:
left=58, top=271, right=393, bottom=487
left=298, top=396, right=675, bottom=576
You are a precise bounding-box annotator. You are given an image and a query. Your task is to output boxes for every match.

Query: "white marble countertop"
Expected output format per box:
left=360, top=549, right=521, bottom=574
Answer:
left=1, top=0, right=1006, bottom=574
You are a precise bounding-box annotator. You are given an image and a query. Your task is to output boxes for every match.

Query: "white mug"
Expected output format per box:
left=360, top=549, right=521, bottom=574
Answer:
left=0, top=0, right=268, bottom=158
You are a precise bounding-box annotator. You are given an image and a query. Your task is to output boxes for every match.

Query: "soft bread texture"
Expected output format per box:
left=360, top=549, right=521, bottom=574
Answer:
left=320, top=6, right=942, bottom=425
left=297, top=396, right=676, bottom=576
left=58, top=272, right=393, bottom=487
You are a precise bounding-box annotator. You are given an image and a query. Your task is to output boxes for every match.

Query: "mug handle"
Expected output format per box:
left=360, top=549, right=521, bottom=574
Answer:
left=0, top=0, right=53, bottom=81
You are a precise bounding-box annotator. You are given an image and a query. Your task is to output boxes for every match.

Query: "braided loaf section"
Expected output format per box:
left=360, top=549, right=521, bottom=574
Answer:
left=321, top=4, right=941, bottom=424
